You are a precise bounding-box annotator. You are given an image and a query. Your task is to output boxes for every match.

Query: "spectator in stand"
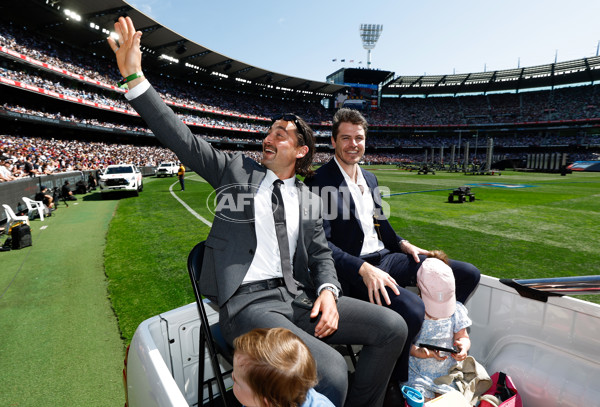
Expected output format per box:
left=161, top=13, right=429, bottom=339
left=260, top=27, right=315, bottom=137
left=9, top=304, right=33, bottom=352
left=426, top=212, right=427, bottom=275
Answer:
left=0, top=157, right=16, bottom=182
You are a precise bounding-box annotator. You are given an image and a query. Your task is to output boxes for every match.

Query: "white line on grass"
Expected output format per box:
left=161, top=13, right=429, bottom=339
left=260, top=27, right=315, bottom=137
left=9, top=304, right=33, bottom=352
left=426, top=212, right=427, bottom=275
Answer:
left=169, top=181, right=212, bottom=227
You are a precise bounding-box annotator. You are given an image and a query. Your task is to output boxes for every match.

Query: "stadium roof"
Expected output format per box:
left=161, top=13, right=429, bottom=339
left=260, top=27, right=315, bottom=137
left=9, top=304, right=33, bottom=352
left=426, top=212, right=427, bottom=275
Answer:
left=3, top=0, right=600, bottom=98
left=1, top=0, right=345, bottom=96
left=384, top=57, right=600, bottom=96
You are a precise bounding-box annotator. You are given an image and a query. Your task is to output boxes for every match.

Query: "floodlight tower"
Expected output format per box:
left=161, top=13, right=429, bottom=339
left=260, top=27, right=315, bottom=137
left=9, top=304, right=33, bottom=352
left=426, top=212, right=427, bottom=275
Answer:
left=360, top=24, right=383, bottom=69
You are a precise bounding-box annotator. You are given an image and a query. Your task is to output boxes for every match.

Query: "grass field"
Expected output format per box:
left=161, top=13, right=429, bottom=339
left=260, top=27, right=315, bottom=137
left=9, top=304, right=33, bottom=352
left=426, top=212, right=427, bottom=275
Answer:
left=0, top=193, right=125, bottom=407
left=105, top=168, right=600, bottom=344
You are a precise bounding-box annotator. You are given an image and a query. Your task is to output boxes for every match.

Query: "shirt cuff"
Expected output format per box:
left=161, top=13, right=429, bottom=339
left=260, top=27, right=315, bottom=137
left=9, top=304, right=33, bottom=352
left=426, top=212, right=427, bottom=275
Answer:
left=317, top=283, right=339, bottom=299
left=124, top=79, right=151, bottom=101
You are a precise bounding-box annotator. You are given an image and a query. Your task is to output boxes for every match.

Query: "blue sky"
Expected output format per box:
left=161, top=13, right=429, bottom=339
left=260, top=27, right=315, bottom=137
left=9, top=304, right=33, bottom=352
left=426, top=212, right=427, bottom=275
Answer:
left=127, top=0, right=600, bottom=82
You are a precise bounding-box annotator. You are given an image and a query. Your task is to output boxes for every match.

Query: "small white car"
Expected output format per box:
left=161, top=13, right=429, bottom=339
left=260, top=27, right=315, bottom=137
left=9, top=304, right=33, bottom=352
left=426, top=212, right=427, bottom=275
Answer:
left=156, top=162, right=178, bottom=177
left=99, top=164, right=143, bottom=195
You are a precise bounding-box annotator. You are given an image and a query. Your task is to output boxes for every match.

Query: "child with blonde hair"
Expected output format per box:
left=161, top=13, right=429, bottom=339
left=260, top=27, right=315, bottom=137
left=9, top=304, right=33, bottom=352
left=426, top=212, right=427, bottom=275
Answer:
left=407, top=250, right=472, bottom=401
left=232, top=328, right=335, bottom=407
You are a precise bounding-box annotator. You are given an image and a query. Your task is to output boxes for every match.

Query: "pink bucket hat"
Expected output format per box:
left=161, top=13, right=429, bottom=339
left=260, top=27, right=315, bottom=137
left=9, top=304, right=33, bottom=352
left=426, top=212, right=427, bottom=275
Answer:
left=417, top=258, right=456, bottom=319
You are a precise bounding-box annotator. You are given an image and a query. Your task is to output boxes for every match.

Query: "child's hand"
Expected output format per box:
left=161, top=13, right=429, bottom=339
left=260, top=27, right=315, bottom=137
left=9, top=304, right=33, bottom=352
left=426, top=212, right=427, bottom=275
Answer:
left=412, top=346, right=448, bottom=360
left=451, top=341, right=469, bottom=362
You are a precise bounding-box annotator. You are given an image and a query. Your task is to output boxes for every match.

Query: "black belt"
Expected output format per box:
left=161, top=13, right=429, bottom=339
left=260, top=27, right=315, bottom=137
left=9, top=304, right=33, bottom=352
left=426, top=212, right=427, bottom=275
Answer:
left=236, top=278, right=285, bottom=295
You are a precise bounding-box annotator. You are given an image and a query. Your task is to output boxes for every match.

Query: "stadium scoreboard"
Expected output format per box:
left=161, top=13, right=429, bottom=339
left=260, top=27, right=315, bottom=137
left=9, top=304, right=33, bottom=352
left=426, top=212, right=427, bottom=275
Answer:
left=327, top=68, right=394, bottom=110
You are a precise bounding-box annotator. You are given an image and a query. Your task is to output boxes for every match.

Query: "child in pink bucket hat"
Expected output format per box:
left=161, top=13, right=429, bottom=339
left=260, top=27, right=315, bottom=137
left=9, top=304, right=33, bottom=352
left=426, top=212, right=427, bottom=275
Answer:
left=407, top=251, right=472, bottom=401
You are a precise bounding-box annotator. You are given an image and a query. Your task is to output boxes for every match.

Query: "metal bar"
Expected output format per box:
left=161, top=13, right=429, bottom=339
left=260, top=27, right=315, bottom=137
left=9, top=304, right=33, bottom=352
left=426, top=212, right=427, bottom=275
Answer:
left=513, top=276, right=600, bottom=295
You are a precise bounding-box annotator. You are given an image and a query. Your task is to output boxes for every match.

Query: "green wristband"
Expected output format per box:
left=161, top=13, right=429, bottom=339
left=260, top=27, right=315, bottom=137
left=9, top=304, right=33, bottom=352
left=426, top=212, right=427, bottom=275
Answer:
left=118, top=71, right=144, bottom=88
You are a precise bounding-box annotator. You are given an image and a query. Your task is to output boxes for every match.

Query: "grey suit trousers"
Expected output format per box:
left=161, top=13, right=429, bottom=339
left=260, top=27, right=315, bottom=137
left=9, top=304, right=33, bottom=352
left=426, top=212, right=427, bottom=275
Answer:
left=221, top=287, right=407, bottom=407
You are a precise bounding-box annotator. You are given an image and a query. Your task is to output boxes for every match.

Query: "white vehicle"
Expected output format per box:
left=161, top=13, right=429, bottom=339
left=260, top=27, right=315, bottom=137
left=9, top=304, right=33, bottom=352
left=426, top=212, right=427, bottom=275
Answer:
left=123, top=275, right=600, bottom=407
left=156, top=162, right=178, bottom=177
left=99, top=164, right=143, bottom=195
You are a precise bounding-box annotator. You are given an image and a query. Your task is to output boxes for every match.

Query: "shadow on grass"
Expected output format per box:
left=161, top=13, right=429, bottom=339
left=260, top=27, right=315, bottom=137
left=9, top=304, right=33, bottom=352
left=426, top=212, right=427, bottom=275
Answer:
left=82, top=191, right=139, bottom=201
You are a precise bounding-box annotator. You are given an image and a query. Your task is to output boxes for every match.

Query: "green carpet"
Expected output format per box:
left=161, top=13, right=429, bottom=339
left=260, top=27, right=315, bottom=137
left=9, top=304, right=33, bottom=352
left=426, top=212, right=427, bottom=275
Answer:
left=0, top=194, right=125, bottom=407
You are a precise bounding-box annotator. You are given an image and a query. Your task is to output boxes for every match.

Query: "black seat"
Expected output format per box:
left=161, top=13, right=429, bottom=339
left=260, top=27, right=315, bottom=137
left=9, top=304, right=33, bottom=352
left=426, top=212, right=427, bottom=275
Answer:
left=188, top=241, right=235, bottom=407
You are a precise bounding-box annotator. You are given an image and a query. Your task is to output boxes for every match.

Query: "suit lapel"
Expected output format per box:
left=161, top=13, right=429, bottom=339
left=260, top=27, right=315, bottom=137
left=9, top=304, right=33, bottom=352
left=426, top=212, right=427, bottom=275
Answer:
left=327, top=159, right=359, bottom=221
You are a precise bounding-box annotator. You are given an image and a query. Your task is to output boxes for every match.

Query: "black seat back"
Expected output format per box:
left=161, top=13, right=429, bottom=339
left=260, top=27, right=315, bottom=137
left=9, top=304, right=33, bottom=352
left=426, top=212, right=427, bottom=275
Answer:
left=187, top=241, right=233, bottom=406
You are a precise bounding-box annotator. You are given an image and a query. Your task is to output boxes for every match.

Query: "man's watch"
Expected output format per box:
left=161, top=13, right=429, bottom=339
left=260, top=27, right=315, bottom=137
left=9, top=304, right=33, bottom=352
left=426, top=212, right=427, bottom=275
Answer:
left=400, top=239, right=410, bottom=252
left=319, top=286, right=339, bottom=302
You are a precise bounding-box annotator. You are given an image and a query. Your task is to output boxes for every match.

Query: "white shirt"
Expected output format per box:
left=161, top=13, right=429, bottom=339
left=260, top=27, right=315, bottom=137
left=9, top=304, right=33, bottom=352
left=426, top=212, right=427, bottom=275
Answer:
left=124, top=79, right=150, bottom=100
left=244, top=170, right=299, bottom=283
left=334, top=157, right=385, bottom=256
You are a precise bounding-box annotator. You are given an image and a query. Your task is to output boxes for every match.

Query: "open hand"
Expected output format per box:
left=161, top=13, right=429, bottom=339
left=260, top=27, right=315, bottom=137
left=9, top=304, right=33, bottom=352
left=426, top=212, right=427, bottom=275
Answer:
left=358, top=262, right=400, bottom=306
left=107, top=16, right=143, bottom=82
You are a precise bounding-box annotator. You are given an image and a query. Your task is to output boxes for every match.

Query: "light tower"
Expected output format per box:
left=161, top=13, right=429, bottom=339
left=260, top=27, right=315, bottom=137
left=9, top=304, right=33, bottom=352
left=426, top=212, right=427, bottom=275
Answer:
left=359, top=24, right=383, bottom=69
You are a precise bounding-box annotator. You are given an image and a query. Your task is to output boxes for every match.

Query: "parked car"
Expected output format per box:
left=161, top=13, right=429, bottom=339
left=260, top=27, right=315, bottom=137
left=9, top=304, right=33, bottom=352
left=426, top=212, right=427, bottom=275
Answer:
left=99, top=164, right=143, bottom=196
left=156, top=162, right=178, bottom=177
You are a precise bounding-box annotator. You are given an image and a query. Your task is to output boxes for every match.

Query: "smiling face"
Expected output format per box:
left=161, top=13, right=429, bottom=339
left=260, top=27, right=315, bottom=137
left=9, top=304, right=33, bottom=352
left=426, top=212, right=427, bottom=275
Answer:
left=332, top=121, right=366, bottom=171
left=261, top=119, right=308, bottom=179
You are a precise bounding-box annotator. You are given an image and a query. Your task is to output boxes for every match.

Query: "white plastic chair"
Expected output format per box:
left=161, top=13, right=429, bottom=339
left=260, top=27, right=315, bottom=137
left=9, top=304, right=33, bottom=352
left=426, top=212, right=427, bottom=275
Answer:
left=2, top=204, right=30, bottom=232
left=22, top=197, right=45, bottom=221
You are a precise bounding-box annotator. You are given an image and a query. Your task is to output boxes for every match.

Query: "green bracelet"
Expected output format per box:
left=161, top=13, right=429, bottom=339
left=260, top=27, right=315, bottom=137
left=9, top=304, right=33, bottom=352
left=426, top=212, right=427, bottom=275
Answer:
left=118, top=71, right=144, bottom=88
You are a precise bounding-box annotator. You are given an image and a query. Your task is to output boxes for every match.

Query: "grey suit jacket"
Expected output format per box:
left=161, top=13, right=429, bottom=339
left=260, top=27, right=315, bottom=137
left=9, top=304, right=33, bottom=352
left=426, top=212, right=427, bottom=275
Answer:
left=129, top=84, right=340, bottom=306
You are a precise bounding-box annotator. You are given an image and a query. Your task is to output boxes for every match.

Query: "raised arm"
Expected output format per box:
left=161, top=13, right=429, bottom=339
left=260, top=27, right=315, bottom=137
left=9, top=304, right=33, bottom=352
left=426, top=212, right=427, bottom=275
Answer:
left=106, top=16, right=234, bottom=188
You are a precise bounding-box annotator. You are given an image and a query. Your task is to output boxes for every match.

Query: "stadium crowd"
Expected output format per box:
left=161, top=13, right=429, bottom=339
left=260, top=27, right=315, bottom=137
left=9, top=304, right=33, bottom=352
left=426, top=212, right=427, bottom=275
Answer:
left=0, top=20, right=599, bottom=184
left=0, top=134, right=179, bottom=180
left=3, top=20, right=600, bottom=129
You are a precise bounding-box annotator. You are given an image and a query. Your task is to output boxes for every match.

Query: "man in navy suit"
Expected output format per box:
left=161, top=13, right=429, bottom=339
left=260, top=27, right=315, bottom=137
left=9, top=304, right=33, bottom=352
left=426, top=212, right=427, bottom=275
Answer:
left=305, top=108, right=481, bottom=387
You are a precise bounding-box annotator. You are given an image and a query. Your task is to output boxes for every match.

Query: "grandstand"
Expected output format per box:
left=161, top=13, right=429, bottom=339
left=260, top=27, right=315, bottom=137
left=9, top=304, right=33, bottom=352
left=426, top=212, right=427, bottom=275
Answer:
left=1, top=0, right=599, bottom=184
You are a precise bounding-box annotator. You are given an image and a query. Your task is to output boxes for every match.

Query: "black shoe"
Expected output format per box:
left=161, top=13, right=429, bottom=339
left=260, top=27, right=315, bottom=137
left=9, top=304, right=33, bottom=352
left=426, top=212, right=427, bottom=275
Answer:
left=383, top=382, right=405, bottom=407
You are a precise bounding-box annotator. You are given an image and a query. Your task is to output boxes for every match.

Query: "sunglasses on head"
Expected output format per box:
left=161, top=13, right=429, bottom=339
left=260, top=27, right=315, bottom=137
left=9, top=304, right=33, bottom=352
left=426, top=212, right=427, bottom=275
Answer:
left=271, top=113, right=299, bottom=123
left=270, top=113, right=305, bottom=143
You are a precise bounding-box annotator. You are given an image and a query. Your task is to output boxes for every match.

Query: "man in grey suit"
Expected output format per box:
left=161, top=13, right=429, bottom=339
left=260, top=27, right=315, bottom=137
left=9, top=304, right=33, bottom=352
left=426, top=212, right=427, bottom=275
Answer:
left=109, top=17, right=407, bottom=407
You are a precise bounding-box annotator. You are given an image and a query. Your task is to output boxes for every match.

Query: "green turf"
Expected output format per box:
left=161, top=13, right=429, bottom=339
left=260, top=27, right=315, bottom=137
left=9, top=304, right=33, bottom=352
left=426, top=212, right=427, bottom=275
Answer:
left=105, top=169, right=600, bottom=345
left=105, top=174, right=212, bottom=341
left=378, top=168, right=600, bottom=303
left=0, top=194, right=124, bottom=407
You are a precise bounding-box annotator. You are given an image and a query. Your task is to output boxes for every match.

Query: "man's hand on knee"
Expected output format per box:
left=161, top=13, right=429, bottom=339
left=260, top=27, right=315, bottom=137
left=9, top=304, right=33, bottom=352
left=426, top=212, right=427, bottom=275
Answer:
left=400, top=240, right=430, bottom=263
left=358, top=262, right=400, bottom=306
left=311, top=290, right=339, bottom=339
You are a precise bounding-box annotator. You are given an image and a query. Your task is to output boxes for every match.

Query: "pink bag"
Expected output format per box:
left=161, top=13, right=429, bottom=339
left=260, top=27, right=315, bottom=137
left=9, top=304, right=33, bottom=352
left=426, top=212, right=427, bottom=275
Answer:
left=479, top=372, right=523, bottom=407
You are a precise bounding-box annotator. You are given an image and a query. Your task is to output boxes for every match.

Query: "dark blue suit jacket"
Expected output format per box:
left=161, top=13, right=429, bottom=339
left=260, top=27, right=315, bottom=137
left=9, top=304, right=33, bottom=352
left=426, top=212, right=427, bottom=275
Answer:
left=305, top=159, right=405, bottom=286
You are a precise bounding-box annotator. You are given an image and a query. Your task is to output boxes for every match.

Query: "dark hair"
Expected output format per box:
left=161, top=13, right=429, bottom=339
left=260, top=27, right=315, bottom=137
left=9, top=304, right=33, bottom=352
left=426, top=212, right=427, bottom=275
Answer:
left=292, top=115, right=315, bottom=178
left=331, top=108, right=368, bottom=141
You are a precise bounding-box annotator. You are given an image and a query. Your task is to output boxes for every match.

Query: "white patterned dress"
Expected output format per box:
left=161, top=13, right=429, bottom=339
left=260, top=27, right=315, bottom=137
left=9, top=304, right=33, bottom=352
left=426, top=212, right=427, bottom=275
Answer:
left=407, top=302, right=471, bottom=399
